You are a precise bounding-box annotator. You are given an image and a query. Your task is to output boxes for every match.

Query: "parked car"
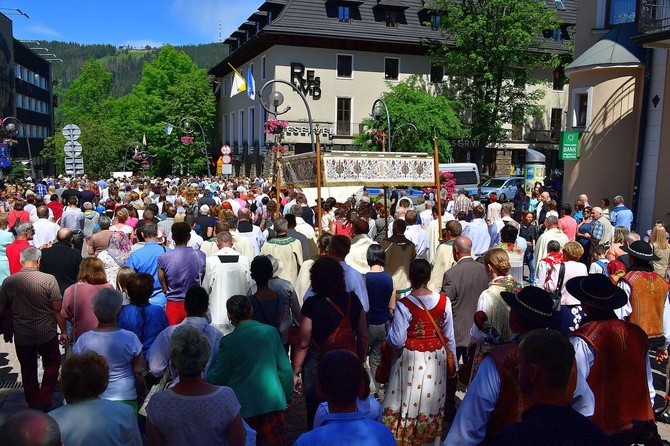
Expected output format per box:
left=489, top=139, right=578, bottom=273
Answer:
left=479, top=176, right=524, bottom=203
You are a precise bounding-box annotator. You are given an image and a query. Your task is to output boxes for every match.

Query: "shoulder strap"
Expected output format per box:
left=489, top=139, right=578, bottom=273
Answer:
left=325, top=297, right=347, bottom=319
left=556, top=263, right=566, bottom=290
left=417, top=294, right=448, bottom=350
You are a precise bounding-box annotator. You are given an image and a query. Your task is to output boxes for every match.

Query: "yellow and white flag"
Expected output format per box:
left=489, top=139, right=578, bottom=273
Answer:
left=229, top=64, right=246, bottom=98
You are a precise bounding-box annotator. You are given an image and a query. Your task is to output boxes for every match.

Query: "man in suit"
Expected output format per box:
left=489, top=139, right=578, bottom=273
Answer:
left=441, top=236, right=489, bottom=416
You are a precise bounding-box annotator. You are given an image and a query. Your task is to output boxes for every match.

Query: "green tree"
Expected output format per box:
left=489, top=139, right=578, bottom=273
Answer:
left=46, top=60, right=130, bottom=177
left=119, top=45, right=216, bottom=175
left=428, top=0, right=563, bottom=166
left=353, top=79, right=463, bottom=162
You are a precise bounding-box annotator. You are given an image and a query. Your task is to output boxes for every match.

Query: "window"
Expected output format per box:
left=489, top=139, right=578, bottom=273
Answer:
left=553, top=66, right=567, bottom=90
left=550, top=108, right=563, bottom=141
left=336, top=97, right=352, bottom=135
left=431, top=14, right=441, bottom=30
left=239, top=111, right=244, bottom=145
left=385, top=10, right=398, bottom=27
left=337, top=54, right=353, bottom=78
left=249, top=107, right=256, bottom=144
left=385, top=58, right=399, bottom=80
left=571, top=88, right=592, bottom=128
left=576, top=95, right=588, bottom=127
left=607, top=0, right=636, bottom=26
left=262, top=56, right=266, bottom=79
left=430, top=64, right=444, bottom=83
left=338, top=5, right=350, bottom=22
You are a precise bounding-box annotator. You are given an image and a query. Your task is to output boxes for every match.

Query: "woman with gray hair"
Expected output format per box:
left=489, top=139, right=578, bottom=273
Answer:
left=73, top=288, right=145, bottom=414
left=147, top=325, right=246, bottom=446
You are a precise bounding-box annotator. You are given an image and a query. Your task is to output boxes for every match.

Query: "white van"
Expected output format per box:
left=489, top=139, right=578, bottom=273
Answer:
left=438, top=163, right=481, bottom=198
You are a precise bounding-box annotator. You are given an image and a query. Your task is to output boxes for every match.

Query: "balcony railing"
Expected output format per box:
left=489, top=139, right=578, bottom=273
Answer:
left=528, top=129, right=557, bottom=143
left=640, top=0, right=670, bottom=34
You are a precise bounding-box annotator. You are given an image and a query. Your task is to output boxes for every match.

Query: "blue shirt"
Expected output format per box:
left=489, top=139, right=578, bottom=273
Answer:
left=610, top=205, right=634, bottom=231
left=294, top=412, right=395, bottom=446
left=366, top=271, right=393, bottom=325
left=127, top=241, right=168, bottom=293
left=117, top=304, right=169, bottom=357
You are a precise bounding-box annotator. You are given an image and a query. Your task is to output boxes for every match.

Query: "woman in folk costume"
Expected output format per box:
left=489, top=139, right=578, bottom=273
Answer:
left=471, top=248, right=523, bottom=343
left=383, top=259, right=456, bottom=445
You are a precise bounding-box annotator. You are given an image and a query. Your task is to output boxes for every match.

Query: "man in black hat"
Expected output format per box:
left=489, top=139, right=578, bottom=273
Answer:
left=444, top=287, right=594, bottom=445
left=569, top=274, right=658, bottom=443
left=616, top=240, right=670, bottom=354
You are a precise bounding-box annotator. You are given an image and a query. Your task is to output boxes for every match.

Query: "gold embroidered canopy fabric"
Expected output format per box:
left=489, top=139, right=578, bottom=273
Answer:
left=280, top=151, right=436, bottom=188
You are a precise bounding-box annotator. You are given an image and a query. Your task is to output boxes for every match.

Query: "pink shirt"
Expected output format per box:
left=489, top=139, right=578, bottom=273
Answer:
left=558, top=216, right=578, bottom=242
left=61, top=282, right=115, bottom=339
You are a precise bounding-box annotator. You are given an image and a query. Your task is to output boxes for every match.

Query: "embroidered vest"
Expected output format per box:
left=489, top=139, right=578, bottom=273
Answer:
left=486, top=341, right=578, bottom=439
left=573, top=319, right=653, bottom=434
left=402, top=294, right=447, bottom=352
left=486, top=343, right=529, bottom=438
left=623, top=270, right=669, bottom=340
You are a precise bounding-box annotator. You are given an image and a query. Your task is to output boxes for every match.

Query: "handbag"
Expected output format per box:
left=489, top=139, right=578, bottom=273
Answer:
left=417, top=294, right=457, bottom=379
left=139, top=366, right=174, bottom=417
left=375, top=340, right=395, bottom=384
left=549, top=263, right=566, bottom=312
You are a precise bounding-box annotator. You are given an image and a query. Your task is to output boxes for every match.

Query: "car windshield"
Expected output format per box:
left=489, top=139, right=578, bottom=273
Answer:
left=482, top=179, right=506, bottom=187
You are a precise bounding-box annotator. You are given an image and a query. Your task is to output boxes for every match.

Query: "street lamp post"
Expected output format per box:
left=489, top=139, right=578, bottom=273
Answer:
left=2, top=117, right=35, bottom=180
left=371, top=98, right=392, bottom=152
left=179, top=117, right=211, bottom=177
left=123, top=141, right=145, bottom=173
left=371, top=98, right=391, bottom=235
left=258, top=80, right=321, bottom=227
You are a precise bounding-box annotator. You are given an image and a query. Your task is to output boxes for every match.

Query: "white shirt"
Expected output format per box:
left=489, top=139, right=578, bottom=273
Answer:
left=31, top=218, right=59, bottom=247
left=404, top=224, right=428, bottom=260
left=444, top=351, right=594, bottom=446
left=462, top=218, right=491, bottom=257
left=187, top=229, right=203, bottom=250
left=420, top=209, right=434, bottom=229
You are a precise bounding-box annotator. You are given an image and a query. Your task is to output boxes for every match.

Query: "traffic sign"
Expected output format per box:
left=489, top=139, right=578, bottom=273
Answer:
left=222, top=155, right=232, bottom=164
left=64, top=159, right=85, bottom=174
left=221, top=144, right=232, bottom=155
left=64, top=141, right=83, bottom=157
left=222, top=164, right=232, bottom=175
left=62, top=124, right=81, bottom=141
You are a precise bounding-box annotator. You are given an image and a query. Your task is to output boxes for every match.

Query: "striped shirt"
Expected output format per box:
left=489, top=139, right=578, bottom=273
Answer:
left=0, top=268, right=62, bottom=345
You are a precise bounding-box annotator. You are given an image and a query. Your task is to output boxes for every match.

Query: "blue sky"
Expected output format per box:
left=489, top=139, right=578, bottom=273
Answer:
left=5, top=0, right=260, bottom=47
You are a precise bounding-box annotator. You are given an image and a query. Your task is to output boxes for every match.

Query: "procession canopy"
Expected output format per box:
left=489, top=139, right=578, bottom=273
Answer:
left=280, top=151, right=436, bottom=188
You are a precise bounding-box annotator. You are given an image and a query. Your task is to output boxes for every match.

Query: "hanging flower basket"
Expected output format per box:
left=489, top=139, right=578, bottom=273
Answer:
left=264, top=118, right=289, bottom=135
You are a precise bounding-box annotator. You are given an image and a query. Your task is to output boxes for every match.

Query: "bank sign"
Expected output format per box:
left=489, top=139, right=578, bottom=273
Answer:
left=560, top=131, right=579, bottom=160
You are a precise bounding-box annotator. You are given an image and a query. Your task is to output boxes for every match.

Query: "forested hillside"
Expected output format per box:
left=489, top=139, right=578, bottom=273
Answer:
left=40, top=41, right=228, bottom=97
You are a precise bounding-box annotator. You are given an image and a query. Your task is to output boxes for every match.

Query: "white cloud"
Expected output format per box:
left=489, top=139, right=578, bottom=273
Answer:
left=170, top=0, right=256, bottom=42
left=26, top=25, right=61, bottom=38
left=120, top=39, right=165, bottom=49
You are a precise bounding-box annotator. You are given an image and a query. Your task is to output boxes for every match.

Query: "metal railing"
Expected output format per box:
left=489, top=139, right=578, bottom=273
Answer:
left=639, top=0, right=670, bottom=34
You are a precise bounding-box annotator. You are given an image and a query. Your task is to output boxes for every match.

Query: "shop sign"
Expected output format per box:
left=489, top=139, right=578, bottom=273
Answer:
left=559, top=131, right=579, bottom=160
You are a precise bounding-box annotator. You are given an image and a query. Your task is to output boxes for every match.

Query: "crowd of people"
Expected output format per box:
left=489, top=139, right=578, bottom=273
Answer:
left=0, top=173, right=668, bottom=445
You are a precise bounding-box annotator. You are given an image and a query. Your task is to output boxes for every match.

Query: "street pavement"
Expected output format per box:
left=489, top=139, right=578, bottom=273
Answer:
left=1, top=338, right=670, bottom=442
